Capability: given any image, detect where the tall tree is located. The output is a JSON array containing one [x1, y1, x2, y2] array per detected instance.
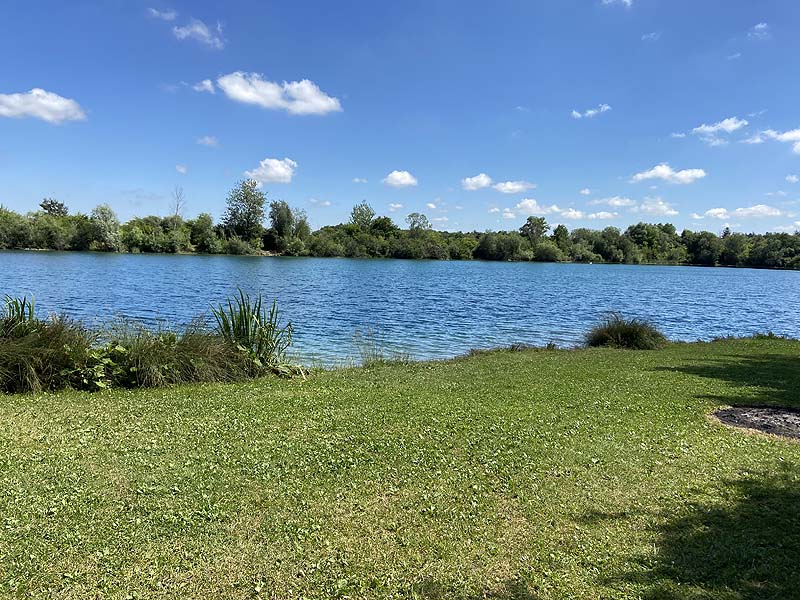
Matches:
[[520, 216, 549, 245], [39, 198, 68, 217], [406, 212, 432, 233], [268, 200, 295, 240], [90, 204, 121, 251], [349, 201, 375, 229], [170, 186, 187, 219], [222, 179, 266, 241]]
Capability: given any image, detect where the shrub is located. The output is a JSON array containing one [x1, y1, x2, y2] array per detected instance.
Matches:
[[585, 312, 668, 350]]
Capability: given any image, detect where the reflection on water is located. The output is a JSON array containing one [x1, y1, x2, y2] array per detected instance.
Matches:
[[1, 251, 798, 365]]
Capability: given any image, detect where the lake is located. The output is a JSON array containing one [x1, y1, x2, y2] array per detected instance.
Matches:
[[1, 251, 798, 364]]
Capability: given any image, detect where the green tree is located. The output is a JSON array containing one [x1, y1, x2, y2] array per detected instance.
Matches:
[[268, 200, 295, 240], [189, 213, 222, 253], [293, 209, 311, 240], [90, 204, 121, 251], [520, 216, 549, 245], [406, 212, 432, 234], [222, 179, 266, 242], [350, 201, 376, 229], [39, 198, 69, 216]]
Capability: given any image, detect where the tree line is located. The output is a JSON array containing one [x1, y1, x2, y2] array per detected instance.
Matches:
[[2, 179, 799, 269]]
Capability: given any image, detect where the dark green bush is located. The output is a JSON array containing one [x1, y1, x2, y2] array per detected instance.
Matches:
[[585, 312, 668, 350]]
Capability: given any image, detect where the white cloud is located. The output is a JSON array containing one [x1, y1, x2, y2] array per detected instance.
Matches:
[[244, 157, 297, 185], [0, 88, 86, 124], [571, 103, 612, 119], [560, 208, 585, 219], [432, 216, 449, 223], [388, 203, 403, 212], [727, 52, 742, 60], [579, 188, 591, 195], [588, 211, 617, 220], [787, 175, 799, 184], [175, 164, 188, 175], [196, 135, 218, 147], [426, 202, 437, 209], [502, 209, 517, 220], [462, 173, 493, 191], [602, 0, 633, 7], [631, 163, 706, 185], [630, 197, 679, 216], [383, 170, 418, 188], [309, 198, 331, 207], [691, 213, 704, 220], [352, 177, 368, 183], [147, 7, 177, 21], [748, 22, 770, 40], [493, 180, 536, 194], [192, 79, 215, 94], [772, 222, 800, 232], [691, 116, 748, 146], [641, 32, 660, 41], [670, 132, 687, 138], [589, 195, 636, 207], [216, 72, 342, 115], [173, 18, 225, 49], [700, 204, 782, 220], [753, 128, 800, 154], [488, 207, 500, 214], [514, 198, 561, 215]]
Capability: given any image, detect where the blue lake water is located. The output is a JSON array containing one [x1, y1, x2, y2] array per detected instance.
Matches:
[[1, 251, 798, 364]]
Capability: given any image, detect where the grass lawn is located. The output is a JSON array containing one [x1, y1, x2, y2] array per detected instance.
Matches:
[[1, 338, 799, 599]]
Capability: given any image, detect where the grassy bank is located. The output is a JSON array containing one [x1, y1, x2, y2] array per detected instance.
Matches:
[[0, 338, 798, 598]]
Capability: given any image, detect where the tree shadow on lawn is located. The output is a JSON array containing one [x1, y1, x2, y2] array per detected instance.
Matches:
[[590, 466, 800, 599], [657, 353, 800, 408]]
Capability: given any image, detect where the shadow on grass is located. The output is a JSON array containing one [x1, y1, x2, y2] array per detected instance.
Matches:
[[411, 578, 535, 599], [595, 467, 800, 599], [658, 353, 800, 408]]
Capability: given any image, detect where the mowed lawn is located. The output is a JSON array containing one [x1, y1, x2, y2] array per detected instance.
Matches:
[[1, 339, 799, 599]]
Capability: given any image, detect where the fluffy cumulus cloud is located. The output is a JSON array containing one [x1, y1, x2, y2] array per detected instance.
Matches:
[[488, 207, 500, 214], [388, 203, 403, 212], [571, 103, 611, 119], [244, 157, 297, 185], [147, 7, 177, 21], [309, 198, 331, 207], [700, 204, 782, 220], [631, 163, 706, 185], [173, 18, 225, 49], [216, 72, 342, 115], [506, 199, 588, 220], [462, 173, 493, 191], [192, 79, 215, 93], [630, 197, 678, 216], [426, 202, 437, 209], [196, 135, 218, 147], [588, 211, 618, 220], [787, 174, 799, 184], [383, 170, 418, 188], [560, 208, 585, 219], [579, 188, 591, 195], [493, 180, 536, 194], [691, 116, 748, 146], [589, 195, 636, 207], [0, 88, 86, 124]]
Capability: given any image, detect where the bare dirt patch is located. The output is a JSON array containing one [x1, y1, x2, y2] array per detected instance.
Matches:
[[714, 406, 800, 440]]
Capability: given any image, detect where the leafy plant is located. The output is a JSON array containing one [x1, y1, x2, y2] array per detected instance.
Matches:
[[585, 312, 668, 350], [212, 290, 295, 373], [1, 295, 38, 339]]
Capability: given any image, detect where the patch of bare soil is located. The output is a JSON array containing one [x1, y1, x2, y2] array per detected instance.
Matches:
[[714, 406, 800, 440]]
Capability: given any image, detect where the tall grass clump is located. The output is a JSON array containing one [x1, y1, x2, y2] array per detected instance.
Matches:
[[585, 312, 668, 350], [0, 296, 96, 393], [212, 290, 301, 376]]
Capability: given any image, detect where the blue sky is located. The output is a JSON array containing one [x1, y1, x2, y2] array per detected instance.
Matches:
[[1, 0, 800, 233]]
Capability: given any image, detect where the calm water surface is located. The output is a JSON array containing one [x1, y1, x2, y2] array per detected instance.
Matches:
[[1, 251, 798, 364]]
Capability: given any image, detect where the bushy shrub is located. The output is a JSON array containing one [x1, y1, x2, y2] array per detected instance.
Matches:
[[585, 312, 668, 350]]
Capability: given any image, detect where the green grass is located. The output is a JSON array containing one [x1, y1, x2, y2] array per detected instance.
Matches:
[[0, 338, 799, 599]]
